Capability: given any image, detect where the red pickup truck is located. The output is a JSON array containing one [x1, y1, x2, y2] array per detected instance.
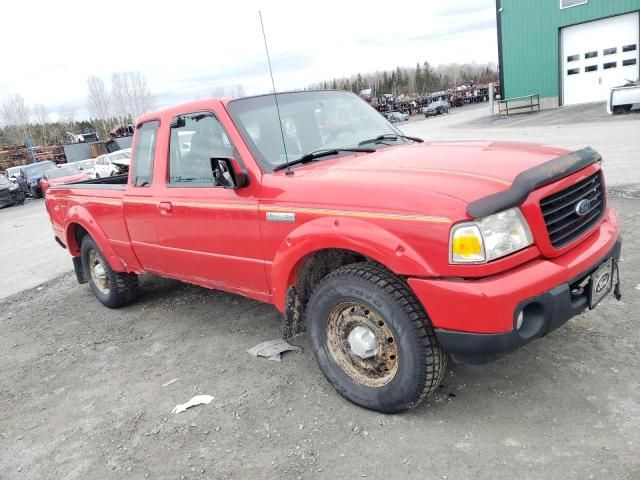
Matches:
[[44, 90, 622, 413]]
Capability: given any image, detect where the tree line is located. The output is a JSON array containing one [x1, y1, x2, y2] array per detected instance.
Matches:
[[0, 71, 155, 148], [310, 61, 498, 97], [1, 61, 499, 149]]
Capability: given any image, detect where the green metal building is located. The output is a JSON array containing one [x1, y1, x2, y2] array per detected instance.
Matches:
[[497, 0, 640, 106]]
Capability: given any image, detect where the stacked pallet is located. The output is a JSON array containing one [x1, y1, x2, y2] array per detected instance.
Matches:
[[0, 145, 66, 171]]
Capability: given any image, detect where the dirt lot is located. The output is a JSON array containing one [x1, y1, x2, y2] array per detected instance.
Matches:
[[1, 192, 639, 480], [0, 199, 71, 299], [2, 105, 640, 479]]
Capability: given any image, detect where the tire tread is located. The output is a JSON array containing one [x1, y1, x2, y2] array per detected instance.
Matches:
[[314, 262, 447, 410]]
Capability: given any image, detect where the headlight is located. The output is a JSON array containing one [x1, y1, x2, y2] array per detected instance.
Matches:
[[450, 208, 533, 264]]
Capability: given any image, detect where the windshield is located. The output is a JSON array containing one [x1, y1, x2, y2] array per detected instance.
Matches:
[[0, 175, 10, 186], [22, 161, 55, 176], [227, 91, 403, 171], [79, 159, 95, 169], [45, 165, 79, 179]]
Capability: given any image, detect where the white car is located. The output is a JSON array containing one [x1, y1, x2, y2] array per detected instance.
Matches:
[[94, 149, 132, 177], [386, 111, 410, 123], [5, 166, 22, 183], [76, 158, 98, 179]]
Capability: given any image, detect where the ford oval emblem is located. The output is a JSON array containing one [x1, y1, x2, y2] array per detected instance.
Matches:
[[575, 199, 591, 216]]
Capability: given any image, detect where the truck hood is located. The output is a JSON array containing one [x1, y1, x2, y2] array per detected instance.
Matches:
[[265, 141, 573, 218]]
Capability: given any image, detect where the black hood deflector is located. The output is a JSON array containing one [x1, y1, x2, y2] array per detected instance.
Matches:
[[466, 147, 601, 219]]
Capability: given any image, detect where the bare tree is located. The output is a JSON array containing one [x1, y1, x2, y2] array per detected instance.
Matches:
[[128, 71, 155, 120], [87, 76, 111, 137], [111, 72, 131, 123], [111, 71, 155, 123], [33, 103, 50, 145], [1, 94, 31, 144]]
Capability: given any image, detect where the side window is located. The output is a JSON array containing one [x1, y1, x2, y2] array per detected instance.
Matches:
[[169, 112, 234, 185], [131, 121, 159, 187]]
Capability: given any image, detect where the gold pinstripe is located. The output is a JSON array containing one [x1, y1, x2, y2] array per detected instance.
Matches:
[[264, 205, 451, 223], [65, 196, 451, 223], [346, 166, 512, 186]]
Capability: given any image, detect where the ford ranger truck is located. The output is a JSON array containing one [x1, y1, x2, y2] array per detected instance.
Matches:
[[44, 90, 622, 413]]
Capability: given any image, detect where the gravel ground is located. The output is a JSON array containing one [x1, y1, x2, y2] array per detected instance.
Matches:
[[1, 194, 639, 480], [0, 199, 70, 298]]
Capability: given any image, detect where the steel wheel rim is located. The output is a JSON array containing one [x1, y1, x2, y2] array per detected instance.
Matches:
[[89, 250, 110, 295], [326, 301, 399, 387]]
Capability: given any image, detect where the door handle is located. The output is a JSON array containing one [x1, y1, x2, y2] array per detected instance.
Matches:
[[157, 201, 172, 214]]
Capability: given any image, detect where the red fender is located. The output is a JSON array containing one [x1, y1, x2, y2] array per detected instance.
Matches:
[[270, 216, 436, 311], [64, 205, 127, 272]]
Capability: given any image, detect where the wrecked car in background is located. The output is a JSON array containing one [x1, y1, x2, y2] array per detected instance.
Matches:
[[43, 90, 622, 413], [40, 164, 88, 196], [5, 166, 22, 183], [385, 111, 410, 122], [94, 149, 131, 178], [18, 160, 56, 198], [608, 79, 640, 114], [423, 100, 451, 117], [0, 174, 25, 207]]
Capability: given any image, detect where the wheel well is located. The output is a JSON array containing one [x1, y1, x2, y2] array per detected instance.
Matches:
[[69, 223, 89, 255], [294, 249, 367, 304], [282, 248, 368, 339]]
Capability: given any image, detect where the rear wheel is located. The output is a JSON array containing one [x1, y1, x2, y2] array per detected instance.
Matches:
[[306, 262, 447, 413], [81, 236, 139, 308]]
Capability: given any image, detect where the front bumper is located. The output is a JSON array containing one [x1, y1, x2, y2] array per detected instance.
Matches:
[[408, 210, 621, 364], [438, 238, 620, 364]]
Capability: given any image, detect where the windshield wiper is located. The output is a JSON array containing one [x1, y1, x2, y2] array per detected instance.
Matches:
[[273, 147, 375, 172], [358, 134, 423, 146]]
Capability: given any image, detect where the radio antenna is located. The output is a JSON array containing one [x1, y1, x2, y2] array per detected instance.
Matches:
[[259, 11, 291, 175]]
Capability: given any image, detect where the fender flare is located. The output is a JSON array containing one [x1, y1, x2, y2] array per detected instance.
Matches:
[[64, 204, 126, 272], [270, 216, 436, 311]]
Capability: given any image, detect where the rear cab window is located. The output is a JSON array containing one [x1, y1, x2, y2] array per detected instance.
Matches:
[[131, 121, 159, 187]]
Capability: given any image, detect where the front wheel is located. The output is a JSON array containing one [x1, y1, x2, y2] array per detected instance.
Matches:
[[81, 236, 139, 308], [306, 263, 447, 413]]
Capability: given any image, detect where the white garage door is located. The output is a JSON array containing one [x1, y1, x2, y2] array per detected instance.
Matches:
[[561, 12, 640, 105]]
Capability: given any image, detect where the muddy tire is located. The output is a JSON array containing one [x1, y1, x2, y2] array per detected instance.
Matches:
[[306, 262, 447, 413], [80, 236, 139, 308]]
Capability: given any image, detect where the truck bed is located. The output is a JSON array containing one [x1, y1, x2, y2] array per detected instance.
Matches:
[[45, 176, 133, 267], [63, 174, 128, 189]]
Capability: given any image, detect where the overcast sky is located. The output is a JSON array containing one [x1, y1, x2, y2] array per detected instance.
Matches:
[[0, 0, 498, 119]]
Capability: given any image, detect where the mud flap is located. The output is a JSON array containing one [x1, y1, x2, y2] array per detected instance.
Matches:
[[283, 286, 306, 339], [73, 256, 87, 284]]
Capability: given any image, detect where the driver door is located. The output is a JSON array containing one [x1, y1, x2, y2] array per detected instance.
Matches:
[[151, 110, 269, 297]]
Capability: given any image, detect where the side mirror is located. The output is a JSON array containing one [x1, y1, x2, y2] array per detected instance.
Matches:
[[210, 157, 249, 188], [170, 116, 186, 129]]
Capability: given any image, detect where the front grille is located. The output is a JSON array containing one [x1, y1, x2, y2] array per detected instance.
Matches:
[[540, 171, 604, 248]]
